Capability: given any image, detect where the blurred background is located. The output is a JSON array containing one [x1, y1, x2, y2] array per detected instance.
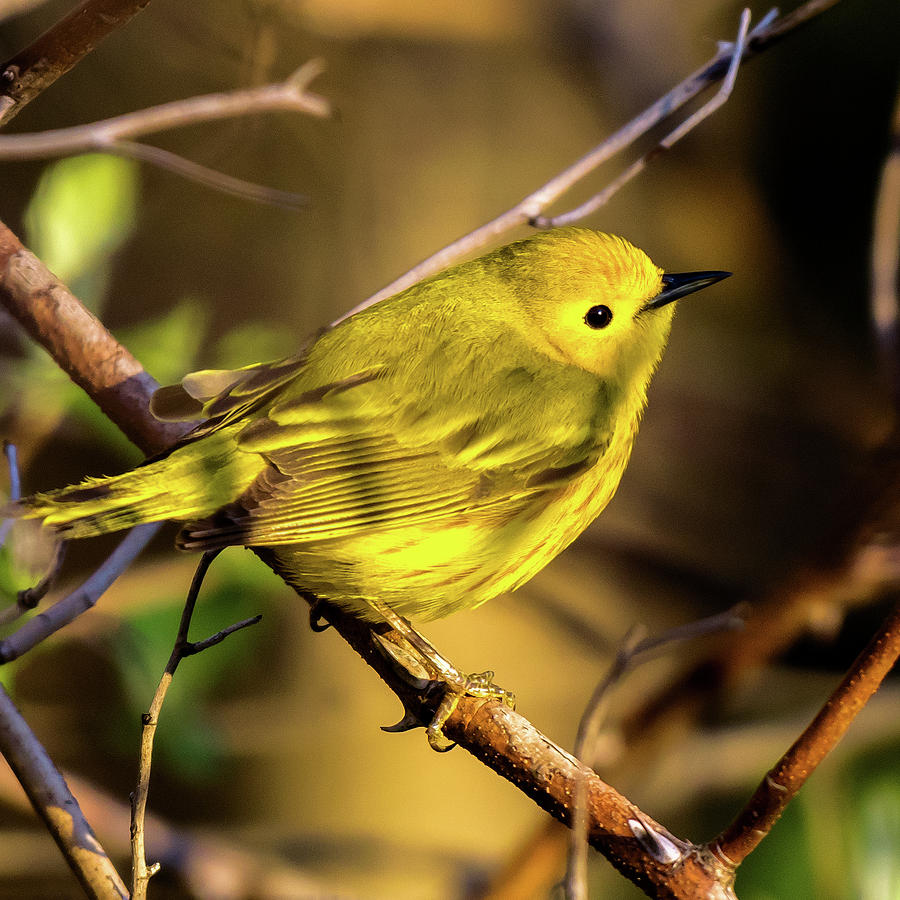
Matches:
[[1, 0, 899, 897]]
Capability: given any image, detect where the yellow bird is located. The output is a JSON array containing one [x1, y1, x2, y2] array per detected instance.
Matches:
[[12, 227, 728, 628]]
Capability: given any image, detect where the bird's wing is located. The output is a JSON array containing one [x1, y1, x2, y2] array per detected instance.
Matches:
[[149, 330, 325, 442], [178, 364, 607, 549]]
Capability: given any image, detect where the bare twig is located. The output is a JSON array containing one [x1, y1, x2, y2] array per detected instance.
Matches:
[[106, 141, 308, 208], [131, 549, 261, 899], [0, 523, 160, 663], [536, 8, 752, 229], [0, 0, 154, 126], [566, 609, 745, 900], [0, 59, 329, 159], [0, 683, 128, 898], [0, 540, 68, 625], [335, 1, 837, 323], [0, 61, 328, 203], [710, 600, 900, 868]]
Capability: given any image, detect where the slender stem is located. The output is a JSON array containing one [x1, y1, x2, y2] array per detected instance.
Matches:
[[0, 523, 161, 663], [0, 60, 329, 159], [0, 683, 128, 898], [335, 0, 839, 323], [711, 600, 900, 867], [131, 550, 261, 898], [539, 8, 751, 229]]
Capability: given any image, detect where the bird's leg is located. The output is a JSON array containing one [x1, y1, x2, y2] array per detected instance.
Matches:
[[367, 598, 515, 751]]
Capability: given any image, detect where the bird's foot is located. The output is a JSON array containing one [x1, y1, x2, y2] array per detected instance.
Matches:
[[425, 669, 516, 752], [370, 603, 515, 752]]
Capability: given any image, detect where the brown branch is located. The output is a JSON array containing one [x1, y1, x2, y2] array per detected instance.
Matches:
[[0, 683, 128, 899], [710, 600, 900, 867], [336, 0, 841, 323], [0, 0, 154, 126], [0, 761, 329, 897], [0, 60, 330, 159], [0, 60, 328, 205], [0, 220, 190, 455]]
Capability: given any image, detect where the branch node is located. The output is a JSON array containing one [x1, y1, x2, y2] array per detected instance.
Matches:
[[627, 818, 686, 865]]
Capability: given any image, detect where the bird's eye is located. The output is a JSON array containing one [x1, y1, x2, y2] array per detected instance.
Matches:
[[584, 305, 613, 329]]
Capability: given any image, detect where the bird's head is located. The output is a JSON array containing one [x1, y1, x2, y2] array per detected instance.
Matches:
[[498, 227, 729, 388]]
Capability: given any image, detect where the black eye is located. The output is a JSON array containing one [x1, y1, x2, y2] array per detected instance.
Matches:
[[584, 305, 613, 329]]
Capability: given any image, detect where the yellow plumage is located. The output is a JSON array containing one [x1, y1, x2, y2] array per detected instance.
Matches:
[[12, 228, 728, 621]]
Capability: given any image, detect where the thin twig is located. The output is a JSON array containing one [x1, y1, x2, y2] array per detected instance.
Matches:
[[335, 2, 834, 323], [0, 523, 160, 663], [130, 549, 262, 899], [107, 142, 308, 208], [565, 609, 745, 900], [0, 683, 128, 898], [0, 0, 154, 127], [536, 8, 752, 228], [710, 600, 900, 868], [0, 60, 329, 160], [0, 61, 328, 202], [0, 541, 68, 625]]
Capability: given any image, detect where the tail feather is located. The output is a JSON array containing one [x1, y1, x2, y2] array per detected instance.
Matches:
[[7, 434, 262, 540]]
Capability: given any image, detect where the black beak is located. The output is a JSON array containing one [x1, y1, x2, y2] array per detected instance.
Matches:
[[644, 270, 731, 310]]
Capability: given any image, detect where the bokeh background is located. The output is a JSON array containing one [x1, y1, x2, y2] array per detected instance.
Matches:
[[1, 0, 899, 897]]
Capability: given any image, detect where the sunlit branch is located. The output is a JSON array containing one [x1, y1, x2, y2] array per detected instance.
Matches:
[[710, 600, 900, 867], [336, 1, 838, 323]]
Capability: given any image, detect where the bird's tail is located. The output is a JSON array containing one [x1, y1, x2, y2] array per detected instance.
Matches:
[[6, 435, 261, 540]]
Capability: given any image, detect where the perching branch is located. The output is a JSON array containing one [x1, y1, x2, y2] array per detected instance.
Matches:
[[336, 0, 840, 323], [0, 0, 154, 126]]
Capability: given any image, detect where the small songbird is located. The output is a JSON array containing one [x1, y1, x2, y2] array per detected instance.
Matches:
[[10, 227, 728, 626]]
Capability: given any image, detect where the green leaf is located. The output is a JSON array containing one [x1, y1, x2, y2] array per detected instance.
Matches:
[[23, 154, 139, 310]]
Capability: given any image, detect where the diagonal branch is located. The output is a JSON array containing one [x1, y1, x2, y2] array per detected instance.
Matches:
[[1, 212, 733, 897], [335, 0, 840, 323], [0, 0, 154, 126], [0, 683, 129, 899], [709, 600, 900, 868], [0, 60, 329, 159]]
